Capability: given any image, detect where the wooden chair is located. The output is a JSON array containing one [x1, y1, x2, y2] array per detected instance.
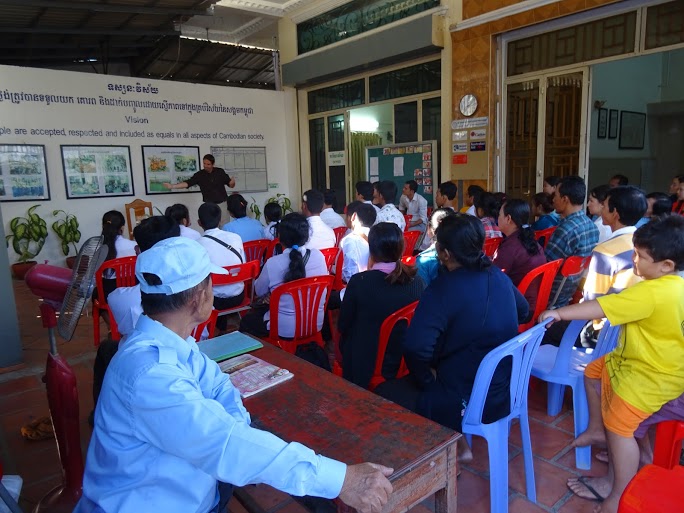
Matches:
[[124, 199, 153, 240], [368, 301, 419, 392], [402, 230, 421, 257], [534, 226, 557, 249], [92, 256, 137, 345], [333, 227, 347, 248], [483, 236, 503, 257], [243, 239, 270, 266], [550, 255, 592, 308], [319, 247, 339, 273], [211, 260, 260, 322], [517, 259, 563, 333], [265, 275, 334, 354]]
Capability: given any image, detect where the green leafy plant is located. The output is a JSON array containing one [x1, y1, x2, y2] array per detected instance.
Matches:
[[266, 193, 294, 215], [249, 196, 262, 221], [51, 209, 81, 257], [6, 205, 48, 263]]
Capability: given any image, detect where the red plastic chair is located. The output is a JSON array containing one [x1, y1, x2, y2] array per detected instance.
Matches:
[[265, 238, 281, 260], [211, 260, 260, 321], [319, 247, 339, 273], [534, 226, 557, 249], [368, 301, 419, 392], [549, 255, 592, 308], [618, 464, 684, 513], [266, 275, 334, 354], [401, 255, 416, 266], [427, 207, 434, 219], [483, 236, 503, 257], [92, 255, 137, 346], [402, 231, 421, 257], [243, 239, 270, 265], [653, 420, 684, 469], [331, 249, 345, 292], [192, 310, 219, 341], [517, 259, 563, 332], [333, 227, 347, 248], [403, 214, 412, 232]]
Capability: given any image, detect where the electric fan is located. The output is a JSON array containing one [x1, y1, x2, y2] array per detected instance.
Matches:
[[23, 236, 107, 513]]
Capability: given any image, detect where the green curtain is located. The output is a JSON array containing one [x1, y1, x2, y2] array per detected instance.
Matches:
[[350, 132, 382, 186]]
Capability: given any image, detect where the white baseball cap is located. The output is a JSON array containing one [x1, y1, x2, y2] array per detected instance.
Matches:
[[136, 237, 228, 295]]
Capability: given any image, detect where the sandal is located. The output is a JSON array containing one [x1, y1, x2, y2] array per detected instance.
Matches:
[[567, 476, 605, 502], [20, 416, 54, 441]]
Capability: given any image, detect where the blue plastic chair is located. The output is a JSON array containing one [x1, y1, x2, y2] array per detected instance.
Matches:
[[462, 322, 548, 513], [530, 320, 620, 469]]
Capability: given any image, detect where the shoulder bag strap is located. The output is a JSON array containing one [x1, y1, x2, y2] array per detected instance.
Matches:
[[203, 235, 243, 263]]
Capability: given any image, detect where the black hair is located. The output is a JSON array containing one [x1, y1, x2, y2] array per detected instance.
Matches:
[[346, 200, 363, 218], [633, 215, 684, 270], [533, 192, 554, 214], [646, 192, 673, 217], [435, 214, 491, 272], [474, 191, 501, 219], [279, 213, 311, 283], [141, 275, 211, 316], [610, 174, 629, 186], [198, 202, 222, 230], [202, 154, 215, 164], [133, 215, 180, 252], [368, 222, 416, 285], [544, 176, 561, 187], [101, 210, 126, 261], [429, 207, 457, 231], [605, 186, 647, 226], [405, 180, 418, 193], [502, 200, 540, 256], [164, 203, 190, 225], [467, 184, 485, 198], [438, 181, 457, 200], [354, 203, 377, 227], [226, 194, 248, 219], [590, 184, 611, 203], [557, 175, 587, 206], [323, 189, 338, 210], [378, 180, 398, 204], [264, 202, 282, 238], [355, 181, 374, 201], [302, 189, 324, 214], [493, 192, 507, 205]]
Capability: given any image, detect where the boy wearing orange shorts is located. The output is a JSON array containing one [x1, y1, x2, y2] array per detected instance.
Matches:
[[539, 215, 684, 513]]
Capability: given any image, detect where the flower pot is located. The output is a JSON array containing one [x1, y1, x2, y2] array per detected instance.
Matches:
[[66, 256, 77, 269], [12, 261, 37, 280]]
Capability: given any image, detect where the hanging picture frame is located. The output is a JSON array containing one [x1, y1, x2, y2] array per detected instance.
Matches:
[[61, 145, 134, 199], [619, 111, 646, 150], [0, 144, 50, 202], [142, 146, 201, 194], [608, 109, 619, 139], [597, 108, 608, 139]]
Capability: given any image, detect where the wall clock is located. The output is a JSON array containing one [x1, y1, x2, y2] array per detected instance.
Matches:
[[459, 94, 478, 117]]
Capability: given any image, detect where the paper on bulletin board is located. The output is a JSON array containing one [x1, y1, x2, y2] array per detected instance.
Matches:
[[393, 157, 404, 177], [369, 157, 379, 176]]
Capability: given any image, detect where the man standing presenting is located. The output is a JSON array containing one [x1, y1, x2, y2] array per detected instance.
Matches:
[[399, 180, 428, 234], [163, 154, 236, 225]]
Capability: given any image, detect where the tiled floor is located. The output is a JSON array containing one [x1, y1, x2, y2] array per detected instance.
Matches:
[[1, 279, 606, 513]]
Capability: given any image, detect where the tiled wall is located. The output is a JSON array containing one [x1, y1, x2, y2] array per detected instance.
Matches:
[[451, 0, 623, 191]]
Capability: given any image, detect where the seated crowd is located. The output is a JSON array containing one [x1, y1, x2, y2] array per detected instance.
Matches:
[[85, 173, 684, 513]]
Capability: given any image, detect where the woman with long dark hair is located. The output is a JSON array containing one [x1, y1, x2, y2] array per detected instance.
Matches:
[[473, 192, 502, 239], [239, 213, 328, 338], [338, 222, 425, 389], [378, 214, 528, 461], [531, 192, 560, 231]]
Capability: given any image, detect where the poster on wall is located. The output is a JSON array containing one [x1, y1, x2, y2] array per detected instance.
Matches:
[[142, 146, 201, 194], [0, 144, 50, 202], [210, 146, 268, 192], [60, 145, 134, 199]]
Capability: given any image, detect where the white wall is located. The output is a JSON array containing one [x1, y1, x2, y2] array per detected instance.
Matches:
[[0, 65, 298, 266]]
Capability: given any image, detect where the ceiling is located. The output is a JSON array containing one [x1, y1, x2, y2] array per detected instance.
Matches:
[[0, 0, 325, 90]]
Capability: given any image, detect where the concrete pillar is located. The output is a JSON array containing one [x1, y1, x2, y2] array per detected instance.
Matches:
[[0, 207, 23, 368]]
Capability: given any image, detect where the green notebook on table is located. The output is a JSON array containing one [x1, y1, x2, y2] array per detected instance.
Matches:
[[197, 331, 263, 362]]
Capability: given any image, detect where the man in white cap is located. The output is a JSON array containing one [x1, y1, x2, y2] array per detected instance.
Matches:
[[76, 237, 393, 513]]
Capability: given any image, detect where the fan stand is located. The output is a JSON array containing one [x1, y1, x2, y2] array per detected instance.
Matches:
[[33, 301, 84, 513]]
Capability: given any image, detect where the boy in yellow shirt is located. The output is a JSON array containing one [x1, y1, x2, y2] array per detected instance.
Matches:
[[539, 215, 684, 513]]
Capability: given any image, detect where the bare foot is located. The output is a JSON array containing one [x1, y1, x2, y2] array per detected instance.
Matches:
[[567, 476, 611, 501], [594, 493, 619, 513], [572, 429, 606, 448]]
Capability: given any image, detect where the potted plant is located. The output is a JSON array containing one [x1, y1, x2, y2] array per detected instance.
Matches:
[[5, 204, 48, 279], [248, 197, 262, 221], [51, 209, 81, 268], [266, 193, 294, 215]]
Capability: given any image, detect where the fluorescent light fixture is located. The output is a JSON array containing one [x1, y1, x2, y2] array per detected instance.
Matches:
[[180, 35, 273, 52], [350, 117, 379, 132]]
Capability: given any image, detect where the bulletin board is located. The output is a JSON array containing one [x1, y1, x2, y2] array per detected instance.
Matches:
[[365, 140, 437, 207]]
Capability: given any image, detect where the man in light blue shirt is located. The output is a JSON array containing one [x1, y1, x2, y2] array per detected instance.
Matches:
[[76, 237, 393, 513]]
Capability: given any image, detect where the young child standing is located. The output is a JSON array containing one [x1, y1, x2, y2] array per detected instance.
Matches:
[[539, 215, 684, 513]]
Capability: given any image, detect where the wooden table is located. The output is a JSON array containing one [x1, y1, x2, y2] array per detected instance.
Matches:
[[243, 343, 460, 513]]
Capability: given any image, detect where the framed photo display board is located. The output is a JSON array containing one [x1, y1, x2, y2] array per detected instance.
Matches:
[[142, 146, 201, 194], [619, 111, 646, 150], [0, 144, 50, 202], [61, 145, 134, 199]]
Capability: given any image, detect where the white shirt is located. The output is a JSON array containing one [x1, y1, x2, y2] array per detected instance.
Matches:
[[466, 205, 476, 216], [103, 235, 138, 279], [375, 203, 406, 231], [364, 200, 381, 214], [197, 228, 246, 298], [107, 284, 142, 337], [305, 216, 336, 250], [320, 207, 347, 229], [339, 228, 370, 283], [179, 225, 202, 241], [399, 193, 428, 232], [264, 221, 278, 240], [594, 217, 613, 244]]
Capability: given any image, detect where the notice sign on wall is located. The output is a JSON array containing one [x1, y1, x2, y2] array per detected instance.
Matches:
[[328, 150, 345, 166]]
